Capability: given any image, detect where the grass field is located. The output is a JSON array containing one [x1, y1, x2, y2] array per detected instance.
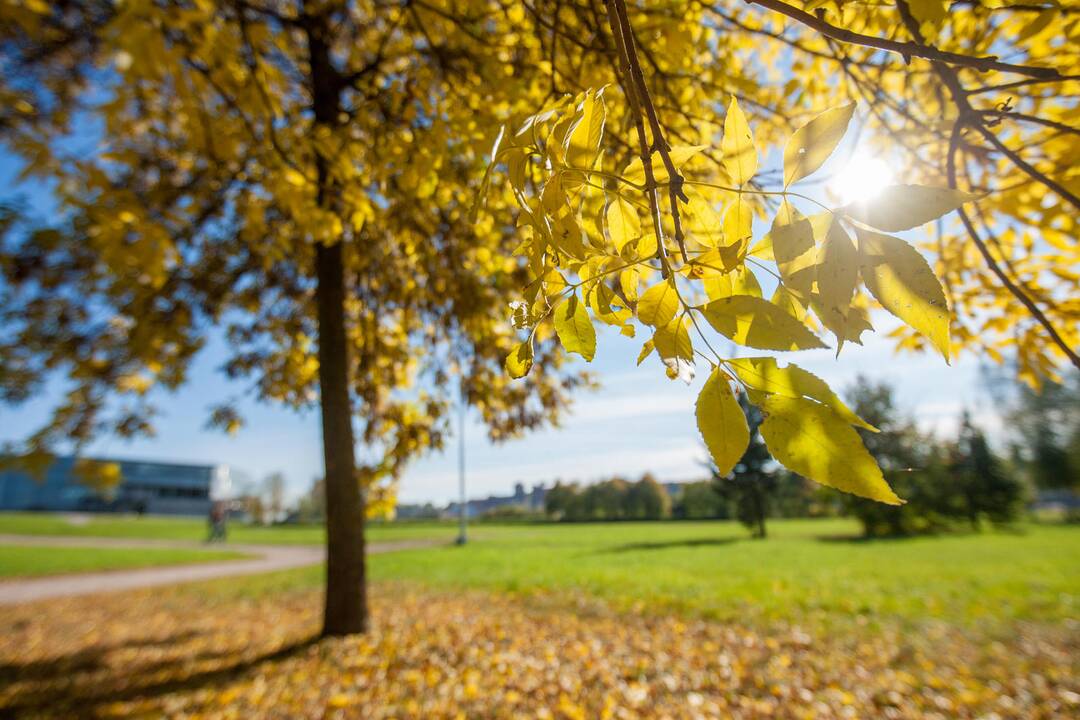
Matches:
[[368, 519, 1079, 628], [170, 517, 1080, 631], [0, 544, 248, 578], [0, 511, 452, 545], [2, 512, 1077, 628]]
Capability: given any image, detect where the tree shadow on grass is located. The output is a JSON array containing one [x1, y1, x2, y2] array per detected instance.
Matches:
[[0, 630, 320, 718], [599, 537, 741, 553]]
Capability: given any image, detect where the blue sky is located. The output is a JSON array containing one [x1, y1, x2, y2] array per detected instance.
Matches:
[[0, 316, 996, 505], [0, 122, 1004, 506]]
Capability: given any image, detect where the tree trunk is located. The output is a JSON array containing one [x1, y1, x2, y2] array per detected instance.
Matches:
[[305, 6, 368, 636], [316, 239, 368, 636], [313, 237, 367, 634], [752, 486, 767, 539]]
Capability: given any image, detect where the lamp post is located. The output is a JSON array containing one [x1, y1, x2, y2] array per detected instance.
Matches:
[[455, 385, 467, 546]]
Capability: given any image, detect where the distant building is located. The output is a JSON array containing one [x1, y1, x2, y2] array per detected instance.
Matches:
[[444, 482, 547, 518], [395, 503, 441, 520], [0, 456, 229, 516]]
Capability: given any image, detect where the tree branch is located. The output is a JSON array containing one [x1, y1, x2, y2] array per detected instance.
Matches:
[[602, 0, 672, 277], [745, 0, 1062, 79], [611, 0, 690, 263], [946, 116, 1080, 369]]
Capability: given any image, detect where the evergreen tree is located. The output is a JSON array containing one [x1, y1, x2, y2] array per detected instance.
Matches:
[[712, 394, 774, 539], [952, 413, 1025, 527]]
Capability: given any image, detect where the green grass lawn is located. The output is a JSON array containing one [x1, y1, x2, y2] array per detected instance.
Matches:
[[6, 512, 1077, 631], [0, 544, 248, 578], [210, 518, 1079, 631], [0, 511, 454, 545]]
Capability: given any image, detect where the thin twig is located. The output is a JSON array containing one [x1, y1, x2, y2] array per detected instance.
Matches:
[[946, 122, 1080, 368]]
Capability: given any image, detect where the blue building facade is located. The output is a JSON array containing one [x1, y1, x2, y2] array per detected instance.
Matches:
[[0, 456, 229, 516]]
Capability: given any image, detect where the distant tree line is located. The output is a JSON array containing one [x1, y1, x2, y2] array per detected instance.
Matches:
[[543, 374, 1076, 539], [544, 474, 672, 521]]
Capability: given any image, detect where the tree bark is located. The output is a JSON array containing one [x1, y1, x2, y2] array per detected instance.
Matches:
[[305, 5, 368, 636]]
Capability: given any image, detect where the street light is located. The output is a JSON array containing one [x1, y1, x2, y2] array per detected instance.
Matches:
[[455, 384, 467, 546]]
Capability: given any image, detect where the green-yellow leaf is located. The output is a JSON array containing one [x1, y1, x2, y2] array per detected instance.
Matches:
[[759, 395, 902, 504], [696, 368, 750, 477], [623, 145, 708, 186], [844, 185, 976, 232], [726, 357, 877, 432], [606, 196, 641, 252], [784, 103, 856, 187], [505, 339, 534, 378], [637, 279, 679, 327], [554, 294, 596, 361], [721, 97, 756, 185], [703, 295, 827, 351], [856, 227, 951, 361]]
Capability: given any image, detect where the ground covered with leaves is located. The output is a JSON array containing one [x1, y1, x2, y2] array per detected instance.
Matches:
[[1, 579, 1076, 719]]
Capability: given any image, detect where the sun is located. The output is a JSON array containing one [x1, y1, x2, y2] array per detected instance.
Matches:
[[829, 152, 895, 205]]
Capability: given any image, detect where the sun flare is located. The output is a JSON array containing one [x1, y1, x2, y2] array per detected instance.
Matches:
[[829, 153, 895, 205]]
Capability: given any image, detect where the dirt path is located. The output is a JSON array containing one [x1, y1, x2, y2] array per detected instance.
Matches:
[[0, 534, 439, 605]]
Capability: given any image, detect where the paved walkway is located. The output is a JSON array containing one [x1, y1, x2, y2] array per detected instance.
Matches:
[[0, 534, 437, 605]]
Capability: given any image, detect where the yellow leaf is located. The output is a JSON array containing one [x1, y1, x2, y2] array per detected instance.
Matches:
[[470, 125, 506, 221], [636, 338, 655, 365], [620, 267, 640, 302], [635, 230, 658, 260], [810, 295, 874, 354], [565, 91, 605, 170], [696, 368, 750, 477], [759, 395, 902, 504], [505, 340, 534, 378], [725, 357, 877, 432], [856, 227, 951, 362], [784, 103, 856, 187], [815, 219, 857, 322], [703, 295, 827, 350], [554, 293, 596, 361], [606, 196, 641, 252], [722, 195, 752, 249], [721, 97, 756, 185], [704, 265, 761, 301], [844, 185, 976, 232], [771, 285, 806, 321], [908, 0, 948, 28], [768, 201, 816, 297], [653, 316, 692, 362], [623, 145, 707, 186], [684, 187, 724, 248], [637, 279, 679, 327]]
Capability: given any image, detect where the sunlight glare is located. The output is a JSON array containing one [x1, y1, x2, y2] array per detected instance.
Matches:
[[829, 153, 895, 205]]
